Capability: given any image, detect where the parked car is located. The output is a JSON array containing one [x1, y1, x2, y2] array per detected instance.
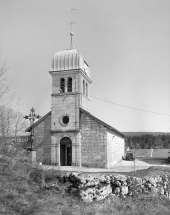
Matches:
[[122, 151, 135, 161]]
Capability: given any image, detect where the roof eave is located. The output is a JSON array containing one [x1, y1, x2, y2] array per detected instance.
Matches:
[[25, 111, 51, 132], [80, 107, 125, 138]]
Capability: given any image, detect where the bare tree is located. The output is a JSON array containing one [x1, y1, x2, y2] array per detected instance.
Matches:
[[0, 51, 32, 182]]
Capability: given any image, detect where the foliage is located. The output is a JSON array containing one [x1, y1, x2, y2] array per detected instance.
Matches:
[[44, 169, 62, 183], [1, 165, 170, 214], [126, 134, 170, 149], [0, 51, 36, 214], [30, 183, 170, 215]]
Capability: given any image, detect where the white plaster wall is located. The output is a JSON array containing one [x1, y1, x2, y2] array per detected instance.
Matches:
[[79, 74, 91, 112], [80, 94, 91, 111], [134, 149, 170, 158], [107, 130, 125, 167]]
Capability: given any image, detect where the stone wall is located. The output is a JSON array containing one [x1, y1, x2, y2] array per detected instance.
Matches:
[[33, 113, 51, 164], [51, 70, 80, 132], [51, 71, 79, 94], [51, 94, 80, 132], [80, 112, 107, 167], [107, 131, 125, 167], [55, 172, 170, 203], [51, 132, 81, 166]]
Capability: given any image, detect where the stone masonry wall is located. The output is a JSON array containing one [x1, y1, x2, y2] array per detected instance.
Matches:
[[56, 172, 170, 203], [33, 113, 51, 164], [51, 132, 81, 166], [51, 71, 80, 132], [52, 71, 79, 94], [107, 131, 125, 167], [80, 112, 107, 167], [51, 94, 79, 131]]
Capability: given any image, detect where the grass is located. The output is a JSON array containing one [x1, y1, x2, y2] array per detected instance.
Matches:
[[1, 166, 170, 215], [34, 190, 170, 215]]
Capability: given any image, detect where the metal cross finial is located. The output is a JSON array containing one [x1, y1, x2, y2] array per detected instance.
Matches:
[[68, 6, 76, 49], [69, 20, 76, 32], [69, 6, 75, 12]]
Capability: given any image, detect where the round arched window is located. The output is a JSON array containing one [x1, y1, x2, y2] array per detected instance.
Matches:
[[62, 115, 69, 125]]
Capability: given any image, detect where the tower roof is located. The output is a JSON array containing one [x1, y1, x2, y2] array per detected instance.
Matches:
[[52, 49, 84, 71]]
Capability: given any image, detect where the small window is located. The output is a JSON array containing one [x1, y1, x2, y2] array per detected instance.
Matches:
[[68, 77, 72, 92], [60, 78, 65, 93], [62, 116, 69, 125], [86, 83, 88, 97], [83, 80, 85, 95]]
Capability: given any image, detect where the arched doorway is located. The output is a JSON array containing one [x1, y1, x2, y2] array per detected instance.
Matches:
[[60, 137, 72, 166]]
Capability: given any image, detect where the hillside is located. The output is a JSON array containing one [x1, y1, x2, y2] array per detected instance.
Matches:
[[123, 132, 170, 137]]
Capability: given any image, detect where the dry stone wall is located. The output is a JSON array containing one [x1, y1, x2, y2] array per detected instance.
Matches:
[[50, 172, 170, 203]]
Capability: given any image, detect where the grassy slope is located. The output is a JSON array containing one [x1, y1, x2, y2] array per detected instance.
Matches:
[[1, 166, 170, 215]]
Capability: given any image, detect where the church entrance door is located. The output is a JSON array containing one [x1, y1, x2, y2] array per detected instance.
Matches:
[[60, 137, 72, 166]]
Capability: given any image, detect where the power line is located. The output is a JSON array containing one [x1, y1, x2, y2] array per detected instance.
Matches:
[[90, 95, 170, 117]]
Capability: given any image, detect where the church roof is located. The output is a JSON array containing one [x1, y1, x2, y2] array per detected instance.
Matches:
[[25, 109, 124, 138], [51, 49, 85, 72], [25, 111, 51, 132]]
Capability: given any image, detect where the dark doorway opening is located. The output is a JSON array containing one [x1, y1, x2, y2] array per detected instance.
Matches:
[[60, 137, 72, 166]]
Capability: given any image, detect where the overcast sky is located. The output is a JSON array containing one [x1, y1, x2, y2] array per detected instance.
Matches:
[[0, 0, 170, 132]]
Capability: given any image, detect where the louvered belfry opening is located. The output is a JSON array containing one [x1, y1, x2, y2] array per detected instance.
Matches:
[[86, 83, 88, 97], [67, 77, 72, 92], [83, 80, 85, 95], [60, 78, 65, 93]]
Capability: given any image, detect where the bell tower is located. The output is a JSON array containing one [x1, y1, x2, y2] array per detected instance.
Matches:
[[49, 39, 92, 166], [49, 48, 92, 132]]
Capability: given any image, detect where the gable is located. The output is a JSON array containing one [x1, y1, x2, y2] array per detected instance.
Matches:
[[25, 108, 124, 139], [80, 108, 124, 139], [25, 111, 51, 132]]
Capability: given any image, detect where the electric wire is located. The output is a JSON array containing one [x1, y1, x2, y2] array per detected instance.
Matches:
[[89, 95, 170, 117]]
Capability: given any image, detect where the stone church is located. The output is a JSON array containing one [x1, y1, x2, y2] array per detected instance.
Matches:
[[26, 45, 125, 168]]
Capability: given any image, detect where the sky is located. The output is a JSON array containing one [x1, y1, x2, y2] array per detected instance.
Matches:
[[0, 0, 170, 132]]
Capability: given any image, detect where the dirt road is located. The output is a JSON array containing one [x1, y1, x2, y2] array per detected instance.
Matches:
[[41, 158, 170, 173]]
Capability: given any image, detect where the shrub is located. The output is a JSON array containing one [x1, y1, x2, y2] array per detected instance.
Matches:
[[44, 169, 60, 183], [29, 168, 43, 185]]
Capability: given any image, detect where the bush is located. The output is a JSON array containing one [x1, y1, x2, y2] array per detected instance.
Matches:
[[29, 168, 43, 185], [44, 169, 60, 183]]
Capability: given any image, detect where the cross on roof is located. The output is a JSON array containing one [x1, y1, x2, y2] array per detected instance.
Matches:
[[69, 6, 75, 12], [68, 20, 76, 32], [68, 6, 76, 49]]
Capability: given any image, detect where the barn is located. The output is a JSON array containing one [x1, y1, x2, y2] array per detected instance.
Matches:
[[26, 47, 125, 168]]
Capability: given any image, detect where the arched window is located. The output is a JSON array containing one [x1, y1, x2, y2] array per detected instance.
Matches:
[[86, 83, 88, 97], [67, 77, 72, 92], [83, 80, 85, 95], [60, 78, 65, 93]]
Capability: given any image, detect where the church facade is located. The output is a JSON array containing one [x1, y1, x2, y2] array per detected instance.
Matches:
[[26, 48, 125, 168]]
